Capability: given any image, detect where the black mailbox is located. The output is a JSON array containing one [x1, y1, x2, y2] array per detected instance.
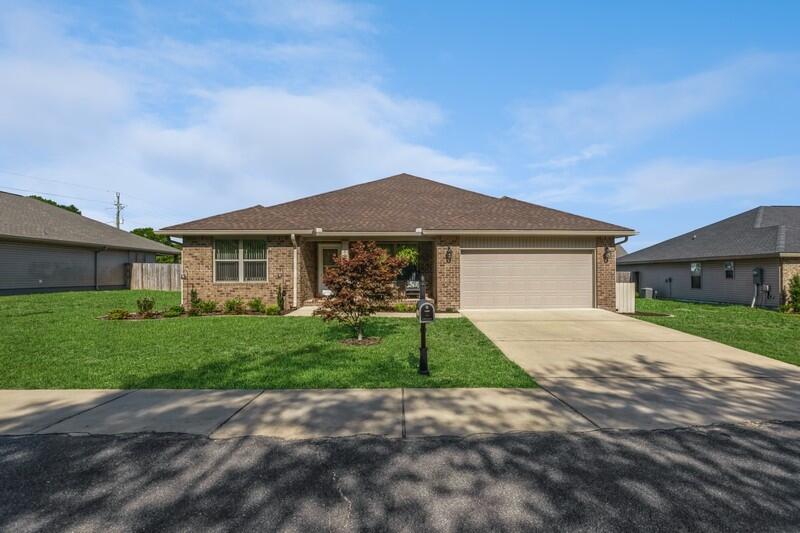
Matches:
[[417, 302, 435, 324]]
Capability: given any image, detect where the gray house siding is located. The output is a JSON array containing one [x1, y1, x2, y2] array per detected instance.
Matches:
[[0, 239, 156, 294], [618, 257, 781, 307]]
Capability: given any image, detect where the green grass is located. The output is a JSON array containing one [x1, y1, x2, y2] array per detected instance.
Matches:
[[0, 290, 535, 389], [635, 298, 800, 366]]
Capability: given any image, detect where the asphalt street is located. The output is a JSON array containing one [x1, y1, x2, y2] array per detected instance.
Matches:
[[2, 422, 799, 532]]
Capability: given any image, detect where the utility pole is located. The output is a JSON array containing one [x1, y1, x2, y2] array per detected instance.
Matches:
[[113, 192, 125, 229]]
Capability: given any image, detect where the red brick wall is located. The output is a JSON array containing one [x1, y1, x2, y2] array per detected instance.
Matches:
[[181, 236, 295, 310], [595, 236, 616, 310], [434, 236, 460, 311]]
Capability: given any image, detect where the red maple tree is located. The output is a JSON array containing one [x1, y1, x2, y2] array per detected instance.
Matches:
[[314, 241, 406, 340]]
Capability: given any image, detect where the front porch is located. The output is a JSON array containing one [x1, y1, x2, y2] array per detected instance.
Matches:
[[297, 238, 436, 305]]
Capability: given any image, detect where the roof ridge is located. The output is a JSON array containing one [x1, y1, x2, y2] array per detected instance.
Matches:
[[754, 206, 765, 228], [776, 225, 787, 252], [261, 173, 498, 211], [161, 204, 265, 231], [495, 195, 634, 231]]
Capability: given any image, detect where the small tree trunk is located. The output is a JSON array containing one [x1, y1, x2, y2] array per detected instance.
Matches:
[[357, 323, 363, 341]]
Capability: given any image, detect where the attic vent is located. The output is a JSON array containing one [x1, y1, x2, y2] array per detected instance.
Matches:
[[691, 234, 697, 240]]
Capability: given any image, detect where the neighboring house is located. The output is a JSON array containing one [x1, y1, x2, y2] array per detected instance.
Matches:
[[618, 206, 800, 307], [158, 174, 634, 311], [0, 191, 179, 294]]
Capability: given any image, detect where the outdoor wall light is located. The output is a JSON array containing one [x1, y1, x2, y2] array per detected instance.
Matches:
[[445, 246, 453, 263], [603, 246, 611, 264]]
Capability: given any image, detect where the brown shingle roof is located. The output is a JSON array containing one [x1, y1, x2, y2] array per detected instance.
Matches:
[[161, 173, 633, 234], [0, 191, 179, 254]]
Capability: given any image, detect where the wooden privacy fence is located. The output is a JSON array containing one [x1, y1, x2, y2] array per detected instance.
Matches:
[[130, 263, 181, 291], [615, 271, 636, 314]]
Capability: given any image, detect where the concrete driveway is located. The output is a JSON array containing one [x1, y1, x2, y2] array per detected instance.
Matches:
[[463, 309, 800, 429]]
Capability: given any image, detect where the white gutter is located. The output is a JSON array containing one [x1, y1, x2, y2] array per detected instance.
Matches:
[[157, 228, 637, 238], [422, 229, 637, 236], [154, 229, 314, 236], [290, 233, 298, 308]]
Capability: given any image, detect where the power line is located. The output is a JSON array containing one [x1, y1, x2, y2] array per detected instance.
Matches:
[[0, 168, 161, 205], [0, 169, 115, 194], [0, 185, 112, 206]]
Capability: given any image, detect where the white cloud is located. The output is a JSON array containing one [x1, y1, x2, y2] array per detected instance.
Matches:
[[517, 54, 782, 163], [0, 6, 493, 231], [523, 156, 800, 212], [608, 156, 800, 211], [240, 0, 373, 32]]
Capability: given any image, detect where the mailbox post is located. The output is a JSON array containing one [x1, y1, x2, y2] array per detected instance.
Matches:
[[416, 275, 434, 375]]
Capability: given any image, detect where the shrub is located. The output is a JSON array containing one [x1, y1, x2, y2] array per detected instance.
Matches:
[[276, 283, 286, 311], [187, 307, 201, 317], [162, 305, 184, 318], [393, 302, 416, 312], [786, 274, 800, 313], [196, 299, 218, 314], [248, 298, 266, 313], [314, 241, 405, 340], [189, 289, 200, 308], [265, 304, 281, 315], [136, 296, 155, 315], [223, 298, 245, 314], [107, 308, 130, 320]]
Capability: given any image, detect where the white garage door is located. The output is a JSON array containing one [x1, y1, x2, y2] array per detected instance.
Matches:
[[460, 250, 594, 309]]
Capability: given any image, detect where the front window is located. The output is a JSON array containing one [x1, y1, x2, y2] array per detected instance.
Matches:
[[690, 262, 702, 289], [215, 239, 267, 282], [724, 261, 734, 279]]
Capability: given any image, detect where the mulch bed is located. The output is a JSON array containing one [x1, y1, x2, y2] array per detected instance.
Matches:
[[624, 311, 673, 317], [340, 337, 382, 346]]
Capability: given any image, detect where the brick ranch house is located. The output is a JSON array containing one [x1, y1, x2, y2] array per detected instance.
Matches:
[[158, 174, 635, 311]]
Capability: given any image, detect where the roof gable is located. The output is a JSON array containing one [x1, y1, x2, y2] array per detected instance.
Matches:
[[162, 173, 633, 234]]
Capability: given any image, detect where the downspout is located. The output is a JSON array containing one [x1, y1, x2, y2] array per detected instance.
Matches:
[[614, 236, 629, 247], [290, 233, 298, 308]]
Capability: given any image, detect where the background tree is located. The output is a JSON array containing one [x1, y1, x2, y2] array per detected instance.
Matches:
[[29, 195, 81, 214], [130, 227, 182, 263], [314, 241, 406, 340]]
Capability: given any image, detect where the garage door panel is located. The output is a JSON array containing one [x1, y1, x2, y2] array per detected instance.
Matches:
[[461, 250, 593, 309]]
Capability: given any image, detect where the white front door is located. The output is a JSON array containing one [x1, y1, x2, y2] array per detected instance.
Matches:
[[317, 244, 341, 295]]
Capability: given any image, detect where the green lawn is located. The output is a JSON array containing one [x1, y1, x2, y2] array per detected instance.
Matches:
[[635, 298, 800, 366], [0, 290, 535, 389]]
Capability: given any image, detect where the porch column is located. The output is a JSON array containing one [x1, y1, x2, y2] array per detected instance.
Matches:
[[434, 236, 460, 311]]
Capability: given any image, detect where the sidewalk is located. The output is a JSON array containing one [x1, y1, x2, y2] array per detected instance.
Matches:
[[0, 388, 592, 439]]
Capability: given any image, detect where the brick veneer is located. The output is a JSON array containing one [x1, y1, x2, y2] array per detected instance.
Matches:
[[595, 236, 617, 310], [782, 258, 800, 305], [434, 236, 460, 311], [181, 236, 295, 310]]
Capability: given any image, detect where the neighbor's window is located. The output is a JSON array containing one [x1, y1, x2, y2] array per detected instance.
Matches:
[[724, 261, 734, 279], [690, 262, 702, 289], [214, 239, 267, 282]]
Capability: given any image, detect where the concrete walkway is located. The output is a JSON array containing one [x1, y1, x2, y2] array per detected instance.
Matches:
[[0, 387, 593, 439], [463, 309, 800, 430]]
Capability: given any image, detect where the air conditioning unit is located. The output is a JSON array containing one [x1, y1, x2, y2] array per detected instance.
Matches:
[[640, 287, 654, 299]]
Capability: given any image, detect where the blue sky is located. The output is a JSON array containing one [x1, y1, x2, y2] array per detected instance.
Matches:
[[0, 1, 798, 250]]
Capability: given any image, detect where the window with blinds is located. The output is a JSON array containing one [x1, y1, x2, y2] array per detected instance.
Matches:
[[214, 239, 268, 282]]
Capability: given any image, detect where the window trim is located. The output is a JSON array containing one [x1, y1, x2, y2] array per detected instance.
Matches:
[[213, 238, 268, 283], [690, 262, 702, 289]]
